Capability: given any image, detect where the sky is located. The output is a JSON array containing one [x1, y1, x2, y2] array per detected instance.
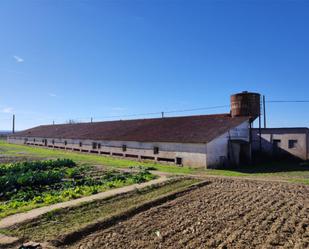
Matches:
[[0, 0, 308, 131]]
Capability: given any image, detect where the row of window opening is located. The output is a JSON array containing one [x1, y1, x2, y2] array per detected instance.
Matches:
[[273, 139, 298, 149], [26, 138, 160, 154]]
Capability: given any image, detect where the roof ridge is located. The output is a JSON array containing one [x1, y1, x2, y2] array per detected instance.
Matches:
[[40, 113, 235, 127], [12, 114, 250, 144]]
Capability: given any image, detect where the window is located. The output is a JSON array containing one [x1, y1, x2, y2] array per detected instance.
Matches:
[[153, 146, 159, 154], [98, 143, 101, 149], [79, 142, 82, 147], [288, 139, 298, 149], [122, 145, 127, 152], [64, 140, 67, 146], [52, 139, 55, 145], [273, 139, 281, 147], [157, 157, 174, 162], [141, 156, 155, 160], [92, 142, 97, 149], [176, 157, 182, 165], [34, 138, 36, 142]]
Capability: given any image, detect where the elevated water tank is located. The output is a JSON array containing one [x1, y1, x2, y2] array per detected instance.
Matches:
[[231, 91, 260, 121]]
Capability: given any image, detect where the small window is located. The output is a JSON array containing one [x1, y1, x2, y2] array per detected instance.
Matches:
[[64, 140, 67, 146], [34, 138, 36, 142], [52, 139, 55, 145], [92, 142, 97, 149], [42, 139, 44, 143], [122, 145, 127, 152], [176, 157, 182, 165], [153, 146, 159, 154], [98, 143, 101, 149], [288, 139, 297, 149], [79, 142, 82, 147], [273, 139, 281, 147]]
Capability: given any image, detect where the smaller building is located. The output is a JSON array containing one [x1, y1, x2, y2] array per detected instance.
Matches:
[[252, 128, 309, 161]]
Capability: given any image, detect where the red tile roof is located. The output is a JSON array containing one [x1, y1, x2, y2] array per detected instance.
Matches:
[[12, 114, 249, 144]]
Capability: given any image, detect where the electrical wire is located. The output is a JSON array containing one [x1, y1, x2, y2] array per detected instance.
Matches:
[[267, 100, 309, 103], [1, 99, 308, 127]]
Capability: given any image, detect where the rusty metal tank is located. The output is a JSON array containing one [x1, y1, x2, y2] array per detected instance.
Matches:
[[231, 91, 260, 120]]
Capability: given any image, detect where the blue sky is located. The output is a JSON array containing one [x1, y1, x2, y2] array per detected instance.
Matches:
[[0, 0, 308, 130]]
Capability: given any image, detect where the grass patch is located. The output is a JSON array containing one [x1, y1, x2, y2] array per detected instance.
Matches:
[[0, 140, 195, 174], [1, 141, 309, 184], [202, 164, 309, 184], [288, 178, 309, 185], [5, 178, 199, 242], [203, 169, 251, 177]]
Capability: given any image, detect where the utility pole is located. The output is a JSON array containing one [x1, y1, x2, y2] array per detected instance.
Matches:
[[161, 112, 164, 118], [259, 106, 262, 152], [263, 95, 266, 128], [12, 114, 15, 134]]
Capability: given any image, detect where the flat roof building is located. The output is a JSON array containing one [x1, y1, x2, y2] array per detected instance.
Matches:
[[252, 128, 309, 161]]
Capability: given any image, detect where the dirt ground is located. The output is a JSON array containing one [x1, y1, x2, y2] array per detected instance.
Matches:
[[66, 178, 309, 249]]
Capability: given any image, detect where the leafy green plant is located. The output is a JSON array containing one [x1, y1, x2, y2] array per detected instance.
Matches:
[[0, 159, 156, 219], [0, 159, 75, 176]]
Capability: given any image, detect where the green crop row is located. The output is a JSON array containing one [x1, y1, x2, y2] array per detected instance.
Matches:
[[0, 159, 81, 200], [0, 158, 76, 176], [0, 170, 64, 195], [0, 168, 156, 218]]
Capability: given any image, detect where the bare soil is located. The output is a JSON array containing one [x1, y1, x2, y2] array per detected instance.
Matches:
[[67, 178, 309, 249]]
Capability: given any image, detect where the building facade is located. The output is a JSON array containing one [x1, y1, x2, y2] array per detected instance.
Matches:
[[8, 115, 251, 169], [8, 92, 263, 168], [252, 128, 309, 161]]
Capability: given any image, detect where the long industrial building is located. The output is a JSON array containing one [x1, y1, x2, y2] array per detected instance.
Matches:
[[8, 92, 262, 168]]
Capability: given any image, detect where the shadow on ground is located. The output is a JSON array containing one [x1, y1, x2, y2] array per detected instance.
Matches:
[[226, 160, 309, 174]]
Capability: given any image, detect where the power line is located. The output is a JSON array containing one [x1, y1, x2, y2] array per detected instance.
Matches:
[[2, 99, 309, 127], [85, 105, 230, 121], [267, 100, 309, 103], [25, 100, 309, 124], [164, 105, 230, 114]]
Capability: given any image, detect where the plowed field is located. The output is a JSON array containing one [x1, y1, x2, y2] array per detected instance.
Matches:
[[67, 178, 309, 249]]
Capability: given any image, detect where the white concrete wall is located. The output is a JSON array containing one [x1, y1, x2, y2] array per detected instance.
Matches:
[[307, 132, 309, 160], [206, 121, 250, 168], [252, 130, 308, 160], [7, 120, 250, 168], [7, 136, 207, 168]]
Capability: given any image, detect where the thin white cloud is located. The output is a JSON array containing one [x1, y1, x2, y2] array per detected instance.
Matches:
[[13, 55, 24, 63], [1, 107, 14, 114], [48, 93, 57, 97]]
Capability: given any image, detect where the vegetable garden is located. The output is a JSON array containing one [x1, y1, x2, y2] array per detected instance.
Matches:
[[0, 159, 155, 218]]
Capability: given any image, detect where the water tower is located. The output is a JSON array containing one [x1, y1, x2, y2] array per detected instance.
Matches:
[[230, 91, 261, 122], [230, 91, 262, 155]]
